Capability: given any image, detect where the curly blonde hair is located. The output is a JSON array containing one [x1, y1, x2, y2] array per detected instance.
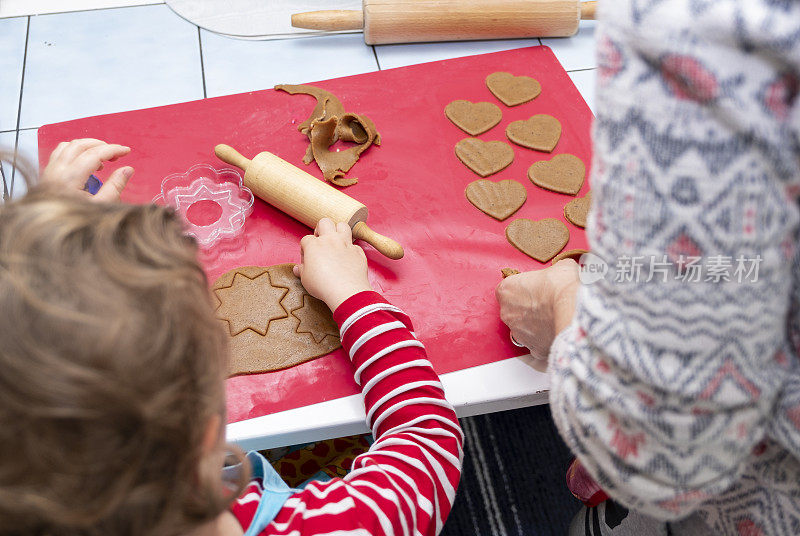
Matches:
[[0, 190, 243, 535]]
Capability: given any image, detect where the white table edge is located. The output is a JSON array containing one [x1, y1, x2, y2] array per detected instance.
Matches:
[[227, 354, 550, 451]]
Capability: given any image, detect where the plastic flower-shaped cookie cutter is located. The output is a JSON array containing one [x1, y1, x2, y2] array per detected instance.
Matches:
[[153, 164, 254, 249]]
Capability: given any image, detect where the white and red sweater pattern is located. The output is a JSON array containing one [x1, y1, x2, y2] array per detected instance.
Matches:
[[231, 291, 464, 536]]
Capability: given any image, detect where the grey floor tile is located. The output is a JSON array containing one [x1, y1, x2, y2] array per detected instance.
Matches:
[[541, 20, 597, 72], [374, 38, 538, 70], [201, 32, 379, 97], [0, 17, 28, 131], [569, 68, 596, 114], [20, 4, 203, 129]]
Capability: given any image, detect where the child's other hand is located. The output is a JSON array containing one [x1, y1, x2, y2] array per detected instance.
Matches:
[[40, 138, 134, 202], [294, 218, 372, 311]]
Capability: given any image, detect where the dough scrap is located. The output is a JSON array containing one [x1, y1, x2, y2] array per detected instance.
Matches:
[[275, 84, 345, 135], [309, 116, 379, 187], [552, 249, 589, 265], [501, 267, 521, 278], [212, 264, 341, 376], [275, 83, 381, 187]]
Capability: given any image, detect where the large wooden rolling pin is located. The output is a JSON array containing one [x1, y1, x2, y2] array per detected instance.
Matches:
[[215, 144, 404, 260], [292, 0, 597, 45]]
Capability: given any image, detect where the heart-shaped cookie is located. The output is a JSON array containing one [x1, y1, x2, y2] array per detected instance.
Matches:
[[506, 114, 562, 152], [505, 218, 569, 262], [465, 179, 527, 221], [455, 138, 514, 177], [564, 191, 592, 228], [445, 100, 502, 136], [552, 249, 589, 265], [486, 72, 542, 107], [529, 154, 585, 195]]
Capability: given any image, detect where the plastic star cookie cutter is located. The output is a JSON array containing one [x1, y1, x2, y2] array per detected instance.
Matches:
[[153, 164, 254, 250]]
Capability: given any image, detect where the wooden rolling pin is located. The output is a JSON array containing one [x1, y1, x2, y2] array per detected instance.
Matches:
[[292, 0, 597, 45], [215, 144, 404, 260]]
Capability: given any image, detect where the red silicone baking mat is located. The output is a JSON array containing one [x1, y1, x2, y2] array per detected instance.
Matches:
[[38, 45, 592, 423]]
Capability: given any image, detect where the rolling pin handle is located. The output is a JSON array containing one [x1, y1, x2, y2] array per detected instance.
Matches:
[[580, 1, 597, 20], [292, 10, 365, 31], [215, 144, 252, 172], [352, 221, 404, 260]]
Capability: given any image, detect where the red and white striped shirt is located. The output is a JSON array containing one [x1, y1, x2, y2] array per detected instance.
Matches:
[[231, 291, 464, 535]]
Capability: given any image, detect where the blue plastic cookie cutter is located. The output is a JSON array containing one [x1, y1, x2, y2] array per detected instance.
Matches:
[[83, 175, 102, 195]]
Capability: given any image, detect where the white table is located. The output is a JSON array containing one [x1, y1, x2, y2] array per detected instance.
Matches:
[[228, 354, 550, 451]]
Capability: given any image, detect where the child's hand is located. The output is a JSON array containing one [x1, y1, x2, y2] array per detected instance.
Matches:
[[40, 138, 134, 202], [294, 218, 373, 311]]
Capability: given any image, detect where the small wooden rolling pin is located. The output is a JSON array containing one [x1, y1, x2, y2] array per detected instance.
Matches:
[[292, 0, 597, 45], [215, 144, 404, 260]]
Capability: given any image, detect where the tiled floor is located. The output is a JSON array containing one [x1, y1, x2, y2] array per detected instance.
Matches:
[[541, 21, 597, 72], [374, 38, 540, 70], [200, 32, 378, 98], [568, 68, 597, 114], [0, 3, 597, 201], [0, 0, 162, 18], [0, 17, 28, 132], [21, 5, 204, 129]]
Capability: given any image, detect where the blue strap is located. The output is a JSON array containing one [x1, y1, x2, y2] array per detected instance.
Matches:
[[233, 451, 297, 536]]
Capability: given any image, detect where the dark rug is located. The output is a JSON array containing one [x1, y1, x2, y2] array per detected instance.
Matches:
[[441, 405, 579, 536]]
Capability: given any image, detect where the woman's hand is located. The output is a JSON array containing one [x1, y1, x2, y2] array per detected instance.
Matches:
[[40, 139, 133, 202], [294, 218, 373, 311], [495, 259, 581, 360]]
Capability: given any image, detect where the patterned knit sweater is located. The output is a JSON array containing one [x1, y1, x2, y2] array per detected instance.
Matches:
[[548, 1, 800, 534]]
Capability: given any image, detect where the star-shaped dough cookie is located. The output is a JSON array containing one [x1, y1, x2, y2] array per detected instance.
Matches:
[[214, 272, 288, 336], [211, 265, 343, 376], [291, 294, 340, 343]]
